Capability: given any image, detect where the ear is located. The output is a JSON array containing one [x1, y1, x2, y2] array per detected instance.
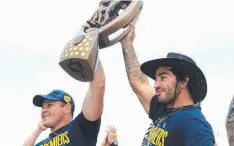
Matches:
[[64, 104, 71, 114], [180, 77, 189, 89]]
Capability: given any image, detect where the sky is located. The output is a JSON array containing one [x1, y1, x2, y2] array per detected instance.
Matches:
[[0, 0, 234, 145]]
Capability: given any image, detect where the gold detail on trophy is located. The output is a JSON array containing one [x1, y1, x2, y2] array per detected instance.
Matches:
[[88, 37, 93, 41], [73, 47, 78, 51], [69, 40, 74, 44], [84, 42, 90, 46], [85, 47, 90, 51], [75, 51, 80, 56], [78, 43, 83, 47], [69, 47, 73, 51], [79, 47, 84, 51], [64, 48, 69, 53], [81, 52, 86, 56], [85, 35, 90, 39], [65, 53, 69, 57], [82, 39, 88, 43], [70, 52, 74, 56]]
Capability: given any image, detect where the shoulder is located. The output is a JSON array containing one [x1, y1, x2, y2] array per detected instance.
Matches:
[[176, 106, 206, 120], [181, 107, 214, 136], [184, 107, 210, 124], [176, 107, 216, 145], [72, 112, 101, 125], [72, 112, 101, 136], [170, 107, 212, 129], [184, 114, 215, 145]]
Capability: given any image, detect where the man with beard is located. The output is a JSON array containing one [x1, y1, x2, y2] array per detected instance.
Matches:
[[23, 61, 105, 146], [120, 23, 216, 146]]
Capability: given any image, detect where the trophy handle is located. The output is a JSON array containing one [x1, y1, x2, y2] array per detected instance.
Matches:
[[105, 6, 142, 47], [98, 1, 143, 49]]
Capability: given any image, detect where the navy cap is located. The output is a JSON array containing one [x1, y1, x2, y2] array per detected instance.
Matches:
[[33, 89, 75, 110]]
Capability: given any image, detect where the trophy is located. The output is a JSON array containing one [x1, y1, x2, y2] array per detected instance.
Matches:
[[59, 0, 143, 82]]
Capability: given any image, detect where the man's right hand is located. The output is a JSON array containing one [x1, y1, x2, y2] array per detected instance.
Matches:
[[23, 120, 47, 146], [121, 23, 135, 48], [37, 120, 47, 132]]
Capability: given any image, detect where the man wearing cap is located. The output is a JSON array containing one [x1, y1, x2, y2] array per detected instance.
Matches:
[[120, 23, 216, 145], [23, 61, 105, 146]]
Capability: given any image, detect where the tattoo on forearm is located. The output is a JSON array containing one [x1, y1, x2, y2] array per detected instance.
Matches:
[[122, 46, 145, 81], [226, 94, 234, 145]]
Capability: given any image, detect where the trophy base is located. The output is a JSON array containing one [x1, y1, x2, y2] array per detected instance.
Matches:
[[59, 58, 93, 82], [59, 30, 99, 82]]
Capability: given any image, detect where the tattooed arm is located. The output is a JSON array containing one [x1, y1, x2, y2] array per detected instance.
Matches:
[[120, 23, 155, 114], [226, 94, 234, 146]]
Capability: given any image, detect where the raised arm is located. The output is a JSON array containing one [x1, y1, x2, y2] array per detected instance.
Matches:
[[82, 60, 105, 121], [120, 23, 155, 114], [226, 94, 234, 146], [23, 121, 47, 146]]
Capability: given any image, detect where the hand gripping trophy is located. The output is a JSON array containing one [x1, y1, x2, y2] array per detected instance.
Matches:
[[59, 0, 143, 82]]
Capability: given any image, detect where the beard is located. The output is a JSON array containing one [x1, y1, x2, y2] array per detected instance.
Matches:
[[158, 83, 181, 105]]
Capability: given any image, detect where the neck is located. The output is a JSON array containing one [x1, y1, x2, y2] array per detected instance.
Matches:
[[167, 88, 193, 108], [50, 117, 71, 133]]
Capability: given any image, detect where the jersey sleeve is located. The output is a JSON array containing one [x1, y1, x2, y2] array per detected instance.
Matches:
[[74, 112, 101, 140], [185, 117, 215, 146]]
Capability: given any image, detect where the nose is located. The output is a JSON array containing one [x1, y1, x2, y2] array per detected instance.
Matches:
[[41, 106, 47, 114], [154, 79, 161, 89], [41, 108, 48, 119]]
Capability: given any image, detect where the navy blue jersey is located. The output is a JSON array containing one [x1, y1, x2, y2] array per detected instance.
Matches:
[[35, 112, 101, 146], [142, 95, 215, 146]]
